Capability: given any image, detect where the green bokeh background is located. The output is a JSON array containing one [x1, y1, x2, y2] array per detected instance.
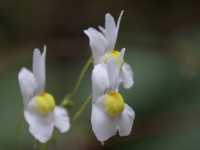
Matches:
[[0, 0, 199, 149]]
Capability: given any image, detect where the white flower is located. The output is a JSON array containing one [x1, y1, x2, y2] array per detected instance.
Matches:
[[18, 46, 70, 143], [91, 51, 135, 143], [84, 10, 134, 89]]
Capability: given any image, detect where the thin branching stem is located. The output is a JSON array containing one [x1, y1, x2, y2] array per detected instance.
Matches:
[[71, 57, 92, 99], [61, 57, 92, 107], [72, 95, 91, 122]]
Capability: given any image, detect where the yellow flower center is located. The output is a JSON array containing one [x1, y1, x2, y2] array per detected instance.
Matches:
[[112, 50, 120, 60], [35, 92, 56, 114], [103, 50, 122, 64], [104, 91, 125, 117]]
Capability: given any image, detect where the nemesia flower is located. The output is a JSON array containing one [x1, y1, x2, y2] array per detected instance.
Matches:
[[84, 10, 134, 89], [91, 49, 135, 143], [18, 46, 70, 143]]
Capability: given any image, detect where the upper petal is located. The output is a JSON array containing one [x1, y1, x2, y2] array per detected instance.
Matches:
[[121, 63, 134, 89], [118, 104, 135, 136], [53, 106, 70, 133], [33, 46, 46, 93], [98, 25, 106, 34], [116, 10, 124, 37], [84, 28, 108, 64], [18, 68, 37, 106], [91, 103, 117, 143], [104, 11, 124, 51], [104, 13, 116, 51], [92, 64, 110, 101], [24, 110, 54, 143]]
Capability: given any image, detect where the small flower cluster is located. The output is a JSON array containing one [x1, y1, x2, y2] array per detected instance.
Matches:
[[18, 10, 135, 145]]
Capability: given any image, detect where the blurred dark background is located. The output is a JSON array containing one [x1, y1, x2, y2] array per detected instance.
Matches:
[[0, 0, 200, 149]]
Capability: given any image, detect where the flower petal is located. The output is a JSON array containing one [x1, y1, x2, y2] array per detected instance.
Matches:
[[118, 104, 135, 136], [92, 64, 110, 101], [98, 25, 106, 34], [119, 48, 126, 67], [84, 27, 108, 64], [121, 63, 134, 89], [91, 103, 117, 142], [53, 106, 70, 133], [104, 11, 124, 51], [116, 10, 124, 37], [104, 13, 116, 51], [107, 58, 120, 90], [18, 68, 37, 106], [24, 110, 54, 143], [33, 46, 46, 93]]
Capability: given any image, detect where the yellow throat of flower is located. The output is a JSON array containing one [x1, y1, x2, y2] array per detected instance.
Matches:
[[103, 50, 122, 64], [35, 92, 56, 114], [112, 50, 120, 60], [104, 91, 125, 117]]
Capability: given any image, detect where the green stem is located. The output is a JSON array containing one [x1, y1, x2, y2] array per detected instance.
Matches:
[[61, 57, 92, 107], [72, 95, 91, 122], [71, 57, 92, 98]]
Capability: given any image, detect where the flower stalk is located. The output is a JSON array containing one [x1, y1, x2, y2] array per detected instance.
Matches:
[[61, 57, 92, 107], [72, 95, 91, 122]]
